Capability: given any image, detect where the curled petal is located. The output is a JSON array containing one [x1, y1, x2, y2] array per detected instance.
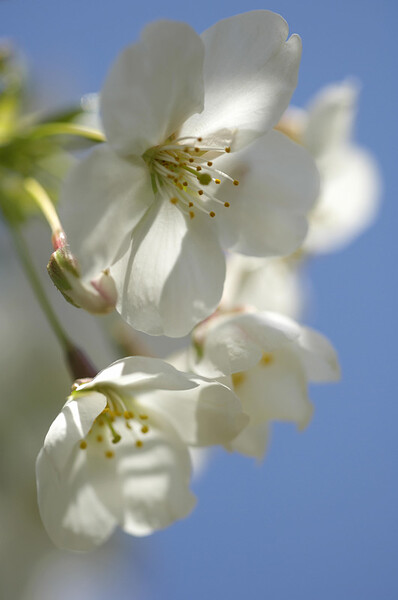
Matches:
[[79, 356, 199, 393], [140, 376, 249, 446], [294, 326, 341, 382], [224, 421, 270, 460], [41, 392, 107, 472]]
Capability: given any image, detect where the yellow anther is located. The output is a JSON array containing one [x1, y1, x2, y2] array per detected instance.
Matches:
[[139, 415, 149, 420], [98, 419, 104, 427], [105, 450, 114, 459], [209, 211, 216, 218], [103, 407, 110, 413], [189, 211, 195, 219], [189, 157, 194, 163], [207, 161, 213, 167], [214, 179, 221, 185], [141, 425, 149, 434], [184, 147, 189, 152], [96, 435, 103, 443], [79, 440, 87, 450], [196, 166, 202, 171], [261, 353, 274, 366], [136, 440, 143, 448], [198, 190, 204, 196], [233, 180, 239, 186], [188, 201, 194, 207], [197, 137, 203, 142], [224, 202, 230, 207], [194, 147, 200, 153], [183, 181, 188, 187], [225, 146, 231, 153], [126, 422, 132, 430], [231, 372, 246, 388]]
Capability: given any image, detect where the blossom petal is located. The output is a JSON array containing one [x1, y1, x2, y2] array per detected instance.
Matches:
[[224, 421, 270, 459], [304, 147, 381, 253], [140, 377, 249, 446], [79, 356, 199, 393], [295, 326, 341, 382], [222, 254, 304, 319], [111, 199, 225, 337], [101, 21, 205, 157], [232, 349, 313, 429], [193, 311, 300, 377], [61, 145, 152, 279], [86, 416, 196, 537], [180, 11, 301, 150], [41, 392, 107, 472], [214, 130, 320, 257], [303, 79, 359, 158], [36, 446, 117, 551]]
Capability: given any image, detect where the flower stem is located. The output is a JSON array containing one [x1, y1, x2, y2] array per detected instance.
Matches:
[[10, 225, 72, 351], [28, 122, 105, 143], [9, 225, 98, 380], [23, 177, 63, 241]]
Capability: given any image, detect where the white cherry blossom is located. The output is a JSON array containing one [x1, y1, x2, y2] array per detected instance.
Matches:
[[36, 356, 247, 551], [61, 12, 319, 337], [189, 309, 340, 458], [276, 80, 381, 253], [221, 253, 305, 319]]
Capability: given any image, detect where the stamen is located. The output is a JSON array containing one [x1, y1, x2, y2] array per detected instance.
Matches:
[[209, 211, 216, 218], [141, 425, 149, 434], [197, 173, 212, 185], [136, 440, 143, 448], [105, 450, 114, 459], [104, 414, 121, 444], [79, 440, 87, 450]]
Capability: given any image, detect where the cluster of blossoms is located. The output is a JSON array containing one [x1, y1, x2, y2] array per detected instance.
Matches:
[[0, 10, 379, 553]]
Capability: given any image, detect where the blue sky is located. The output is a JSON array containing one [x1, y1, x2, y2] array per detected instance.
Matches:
[[2, 0, 398, 598]]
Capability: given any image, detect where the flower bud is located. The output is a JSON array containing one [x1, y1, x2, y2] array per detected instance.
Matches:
[[48, 247, 117, 314]]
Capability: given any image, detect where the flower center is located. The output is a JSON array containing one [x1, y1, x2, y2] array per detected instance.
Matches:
[[78, 390, 150, 458], [143, 135, 239, 220]]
